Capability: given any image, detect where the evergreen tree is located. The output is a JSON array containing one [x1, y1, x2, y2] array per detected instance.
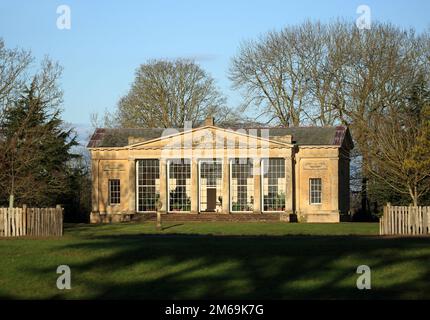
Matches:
[[0, 79, 78, 207]]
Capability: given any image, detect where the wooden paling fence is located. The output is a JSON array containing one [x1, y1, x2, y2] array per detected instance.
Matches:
[[380, 204, 430, 236], [0, 205, 63, 237]]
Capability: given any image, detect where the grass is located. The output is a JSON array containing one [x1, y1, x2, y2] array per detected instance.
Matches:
[[0, 221, 429, 299]]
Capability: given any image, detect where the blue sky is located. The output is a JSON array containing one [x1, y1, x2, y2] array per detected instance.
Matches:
[[0, 0, 429, 128]]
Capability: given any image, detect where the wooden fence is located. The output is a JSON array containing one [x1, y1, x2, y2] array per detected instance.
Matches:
[[0, 205, 63, 237], [380, 205, 430, 236]]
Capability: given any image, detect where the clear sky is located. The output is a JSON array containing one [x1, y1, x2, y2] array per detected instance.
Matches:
[[0, 0, 429, 127]]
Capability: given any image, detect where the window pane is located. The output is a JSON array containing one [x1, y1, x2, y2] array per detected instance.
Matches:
[[109, 179, 120, 204], [137, 160, 160, 211], [168, 159, 191, 212], [231, 158, 254, 211], [309, 178, 322, 204], [262, 158, 286, 211]]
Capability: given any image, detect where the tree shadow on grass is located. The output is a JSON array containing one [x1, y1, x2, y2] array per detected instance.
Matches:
[[160, 224, 184, 231], [14, 233, 430, 300]]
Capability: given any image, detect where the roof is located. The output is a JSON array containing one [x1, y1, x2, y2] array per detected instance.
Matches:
[[87, 125, 353, 149]]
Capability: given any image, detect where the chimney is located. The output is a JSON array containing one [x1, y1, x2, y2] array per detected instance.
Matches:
[[204, 116, 215, 126]]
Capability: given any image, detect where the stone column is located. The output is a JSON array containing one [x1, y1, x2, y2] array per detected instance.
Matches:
[[128, 159, 136, 214], [159, 159, 168, 214], [285, 156, 294, 214], [253, 159, 261, 214], [222, 157, 230, 214], [191, 160, 199, 214]]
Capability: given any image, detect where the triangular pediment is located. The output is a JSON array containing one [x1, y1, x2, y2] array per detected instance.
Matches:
[[128, 126, 292, 150]]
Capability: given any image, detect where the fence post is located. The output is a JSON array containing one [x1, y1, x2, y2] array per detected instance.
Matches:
[[381, 205, 386, 235], [417, 206, 420, 235], [387, 203, 391, 235], [22, 204, 27, 236], [3, 208, 6, 236], [2, 208, 7, 237], [425, 207, 429, 234], [0, 209, 3, 237], [56, 205, 62, 237], [11, 207, 16, 237]]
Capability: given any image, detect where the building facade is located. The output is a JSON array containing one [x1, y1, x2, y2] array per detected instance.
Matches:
[[87, 119, 353, 223]]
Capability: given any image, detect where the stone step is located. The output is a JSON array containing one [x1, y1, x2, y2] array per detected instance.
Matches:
[[134, 212, 287, 222]]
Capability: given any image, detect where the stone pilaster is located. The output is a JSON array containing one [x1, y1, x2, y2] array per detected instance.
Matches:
[[285, 156, 294, 214], [128, 159, 136, 214], [91, 159, 99, 213], [330, 157, 339, 212]]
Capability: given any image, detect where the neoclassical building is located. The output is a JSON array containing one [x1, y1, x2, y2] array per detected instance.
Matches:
[[87, 118, 353, 223]]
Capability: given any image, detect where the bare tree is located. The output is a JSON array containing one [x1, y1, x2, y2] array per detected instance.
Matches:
[[331, 23, 429, 213], [230, 26, 312, 126], [230, 21, 429, 127], [0, 39, 63, 119], [365, 81, 430, 206], [230, 20, 430, 213], [0, 38, 32, 117], [113, 59, 227, 128]]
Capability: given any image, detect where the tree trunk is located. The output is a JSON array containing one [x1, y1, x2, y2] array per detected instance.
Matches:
[[412, 185, 418, 207], [360, 149, 371, 220], [361, 177, 368, 214], [9, 194, 14, 208], [408, 184, 419, 207]]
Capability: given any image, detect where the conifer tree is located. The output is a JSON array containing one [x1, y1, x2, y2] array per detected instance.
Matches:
[[0, 79, 78, 206]]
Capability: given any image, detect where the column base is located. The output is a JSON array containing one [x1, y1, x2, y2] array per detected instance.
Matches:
[[90, 212, 100, 224]]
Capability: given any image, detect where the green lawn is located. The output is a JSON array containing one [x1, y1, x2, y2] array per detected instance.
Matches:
[[0, 221, 429, 299]]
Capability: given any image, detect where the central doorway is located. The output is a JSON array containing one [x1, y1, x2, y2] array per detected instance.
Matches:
[[199, 159, 223, 213]]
